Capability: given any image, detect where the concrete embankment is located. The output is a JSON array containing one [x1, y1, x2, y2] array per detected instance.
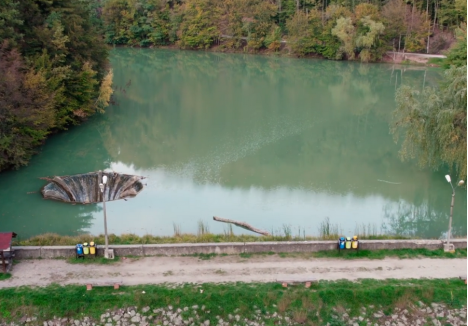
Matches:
[[13, 239, 467, 259]]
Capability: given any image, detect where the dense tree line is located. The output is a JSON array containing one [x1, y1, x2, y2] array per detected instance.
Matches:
[[0, 0, 113, 171], [101, 0, 466, 60], [0, 0, 465, 174]]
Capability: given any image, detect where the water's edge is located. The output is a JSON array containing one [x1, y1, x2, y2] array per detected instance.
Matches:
[[13, 239, 467, 259]]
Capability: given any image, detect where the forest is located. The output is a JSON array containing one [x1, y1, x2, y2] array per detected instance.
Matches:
[[0, 0, 466, 176], [0, 0, 112, 171], [100, 0, 466, 60]]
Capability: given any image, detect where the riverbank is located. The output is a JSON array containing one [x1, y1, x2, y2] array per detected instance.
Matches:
[[11, 239, 467, 259], [12, 232, 411, 247], [128, 43, 448, 67]]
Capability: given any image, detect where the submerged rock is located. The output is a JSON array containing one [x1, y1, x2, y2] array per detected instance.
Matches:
[[41, 171, 145, 204]]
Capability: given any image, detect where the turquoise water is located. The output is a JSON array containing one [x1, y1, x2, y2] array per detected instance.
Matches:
[[0, 49, 465, 239]]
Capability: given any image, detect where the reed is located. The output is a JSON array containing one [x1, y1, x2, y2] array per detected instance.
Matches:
[[14, 216, 419, 247], [14, 231, 414, 246], [318, 217, 341, 240], [173, 223, 182, 237], [282, 224, 292, 240], [354, 223, 379, 238], [197, 220, 210, 236], [223, 224, 234, 238]]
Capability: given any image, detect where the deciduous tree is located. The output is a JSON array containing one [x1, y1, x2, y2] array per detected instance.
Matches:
[[392, 65, 467, 179]]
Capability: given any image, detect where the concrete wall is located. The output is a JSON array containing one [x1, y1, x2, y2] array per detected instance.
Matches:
[[13, 239, 467, 259]]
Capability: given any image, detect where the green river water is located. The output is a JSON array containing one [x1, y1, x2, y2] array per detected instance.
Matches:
[[0, 49, 466, 240]]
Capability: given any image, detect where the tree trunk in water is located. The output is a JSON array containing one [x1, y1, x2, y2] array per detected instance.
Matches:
[[213, 216, 271, 236]]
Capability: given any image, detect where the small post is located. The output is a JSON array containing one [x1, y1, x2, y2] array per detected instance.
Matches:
[[443, 175, 463, 253], [100, 175, 114, 259], [447, 192, 455, 248]]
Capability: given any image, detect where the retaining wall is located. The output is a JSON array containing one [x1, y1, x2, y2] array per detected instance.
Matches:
[[12, 239, 467, 259]]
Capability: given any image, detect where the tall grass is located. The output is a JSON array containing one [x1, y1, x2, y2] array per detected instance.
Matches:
[[13, 217, 418, 247], [173, 223, 182, 237], [197, 220, 210, 236], [13, 232, 412, 247], [354, 223, 380, 238], [318, 217, 341, 240], [282, 224, 292, 240], [296, 226, 306, 240], [223, 224, 234, 238]]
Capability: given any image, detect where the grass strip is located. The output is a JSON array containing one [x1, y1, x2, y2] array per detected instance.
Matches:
[[61, 248, 467, 264], [13, 232, 412, 247], [282, 248, 468, 260], [0, 273, 11, 281], [0, 279, 465, 324], [187, 248, 467, 260]]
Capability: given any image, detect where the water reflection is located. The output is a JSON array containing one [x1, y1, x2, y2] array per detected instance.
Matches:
[[107, 50, 442, 198], [0, 120, 108, 238], [382, 186, 467, 238], [0, 49, 465, 239]]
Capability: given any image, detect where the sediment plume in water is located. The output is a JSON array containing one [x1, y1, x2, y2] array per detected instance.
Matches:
[[40, 171, 145, 204]]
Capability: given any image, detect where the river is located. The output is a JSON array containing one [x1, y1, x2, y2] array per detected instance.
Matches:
[[0, 49, 466, 240]]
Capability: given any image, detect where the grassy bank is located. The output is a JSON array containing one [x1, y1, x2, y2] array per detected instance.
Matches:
[[0, 279, 465, 324], [13, 232, 411, 247], [14, 219, 412, 246]]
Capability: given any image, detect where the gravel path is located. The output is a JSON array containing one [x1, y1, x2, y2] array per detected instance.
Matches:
[[1, 256, 466, 288]]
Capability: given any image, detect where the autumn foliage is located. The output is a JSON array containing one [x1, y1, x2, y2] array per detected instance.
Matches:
[[0, 0, 112, 171]]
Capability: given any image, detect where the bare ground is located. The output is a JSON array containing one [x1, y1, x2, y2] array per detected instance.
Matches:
[[1, 256, 466, 288]]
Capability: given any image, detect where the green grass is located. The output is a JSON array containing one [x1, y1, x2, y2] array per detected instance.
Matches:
[[183, 253, 219, 260], [105, 248, 466, 261], [428, 57, 446, 66], [13, 232, 413, 247], [310, 248, 467, 259], [0, 273, 11, 281], [240, 248, 467, 260], [0, 279, 465, 324]]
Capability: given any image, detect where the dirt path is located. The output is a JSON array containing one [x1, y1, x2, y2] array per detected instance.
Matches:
[[1, 256, 466, 288]]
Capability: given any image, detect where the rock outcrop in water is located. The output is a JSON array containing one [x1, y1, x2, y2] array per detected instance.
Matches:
[[41, 171, 145, 204]]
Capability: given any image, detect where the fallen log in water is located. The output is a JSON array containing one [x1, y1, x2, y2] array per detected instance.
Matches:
[[213, 216, 271, 236]]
